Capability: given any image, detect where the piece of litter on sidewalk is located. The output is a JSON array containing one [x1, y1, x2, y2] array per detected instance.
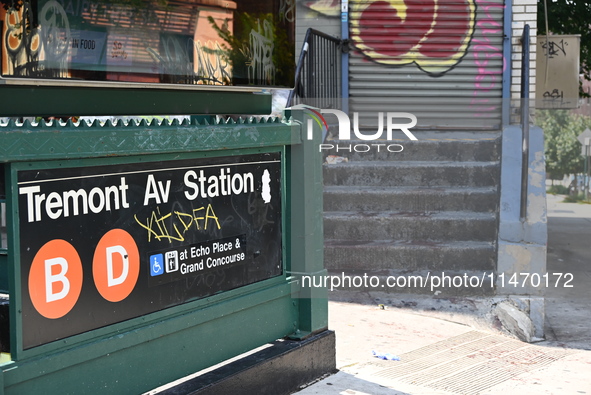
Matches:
[[325, 155, 348, 164], [372, 350, 400, 361]]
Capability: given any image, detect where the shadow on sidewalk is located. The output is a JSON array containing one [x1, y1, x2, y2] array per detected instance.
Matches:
[[545, 194, 591, 350], [298, 371, 411, 395]]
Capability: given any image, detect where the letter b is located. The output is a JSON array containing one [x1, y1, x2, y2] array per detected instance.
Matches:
[[29, 240, 83, 319], [45, 257, 70, 303]]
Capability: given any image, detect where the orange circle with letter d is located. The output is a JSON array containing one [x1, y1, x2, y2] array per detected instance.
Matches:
[[93, 229, 140, 302], [28, 239, 83, 319]]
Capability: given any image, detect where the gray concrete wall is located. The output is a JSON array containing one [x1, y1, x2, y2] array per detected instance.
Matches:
[[497, 125, 547, 338], [295, 1, 341, 59]]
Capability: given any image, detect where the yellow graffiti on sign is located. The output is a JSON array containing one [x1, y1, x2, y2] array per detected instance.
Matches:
[[134, 204, 221, 243]]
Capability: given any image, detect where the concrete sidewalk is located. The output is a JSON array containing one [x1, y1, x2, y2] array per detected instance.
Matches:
[[295, 193, 591, 394], [298, 294, 590, 394]]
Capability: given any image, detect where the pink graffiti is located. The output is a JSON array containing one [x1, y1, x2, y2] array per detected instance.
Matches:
[[471, 0, 504, 116]]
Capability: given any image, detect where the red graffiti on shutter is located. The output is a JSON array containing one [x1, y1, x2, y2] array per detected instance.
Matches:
[[351, 0, 475, 75]]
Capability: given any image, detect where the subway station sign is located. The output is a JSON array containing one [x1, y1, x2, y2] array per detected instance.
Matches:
[[18, 152, 283, 349], [0, 0, 295, 88]]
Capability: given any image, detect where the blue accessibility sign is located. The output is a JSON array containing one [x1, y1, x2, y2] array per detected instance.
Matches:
[[150, 254, 164, 276]]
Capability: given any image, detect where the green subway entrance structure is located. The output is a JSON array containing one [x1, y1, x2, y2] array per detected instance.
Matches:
[[0, 104, 332, 394], [0, 0, 332, 391]]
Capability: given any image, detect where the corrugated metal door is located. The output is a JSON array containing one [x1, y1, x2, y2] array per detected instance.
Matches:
[[349, 0, 505, 129]]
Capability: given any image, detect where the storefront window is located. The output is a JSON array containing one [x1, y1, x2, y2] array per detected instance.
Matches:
[[1, 0, 295, 87]]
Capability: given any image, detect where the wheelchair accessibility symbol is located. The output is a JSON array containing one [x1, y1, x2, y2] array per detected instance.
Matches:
[[150, 254, 164, 276]]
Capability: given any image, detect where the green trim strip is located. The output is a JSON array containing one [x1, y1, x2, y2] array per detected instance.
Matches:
[[0, 117, 299, 162], [0, 85, 272, 117]]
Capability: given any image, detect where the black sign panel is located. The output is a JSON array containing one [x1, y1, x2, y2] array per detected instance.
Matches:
[[18, 152, 282, 349]]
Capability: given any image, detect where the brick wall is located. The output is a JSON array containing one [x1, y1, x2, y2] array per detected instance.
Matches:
[[511, 0, 537, 123]]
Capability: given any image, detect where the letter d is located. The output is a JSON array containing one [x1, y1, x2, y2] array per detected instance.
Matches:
[[93, 229, 140, 302], [106, 245, 129, 287]]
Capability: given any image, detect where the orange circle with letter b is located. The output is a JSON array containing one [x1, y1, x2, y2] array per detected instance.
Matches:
[[93, 229, 140, 302], [28, 239, 83, 319]]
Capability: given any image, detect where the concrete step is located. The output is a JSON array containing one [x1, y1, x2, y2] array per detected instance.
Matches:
[[324, 239, 496, 272], [323, 161, 499, 187], [324, 186, 498, 212], [324, 269, 495, 296], [321, 131, 501, 297], [323, 211, 497, 241], [323, 135, 501, 162]]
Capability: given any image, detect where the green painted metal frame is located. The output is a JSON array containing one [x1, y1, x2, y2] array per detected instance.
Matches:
[[285, 110, 328, 338], [0, 113, 328, 394], [0, 116, 294, 161], [0, 85, 273, 117]]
